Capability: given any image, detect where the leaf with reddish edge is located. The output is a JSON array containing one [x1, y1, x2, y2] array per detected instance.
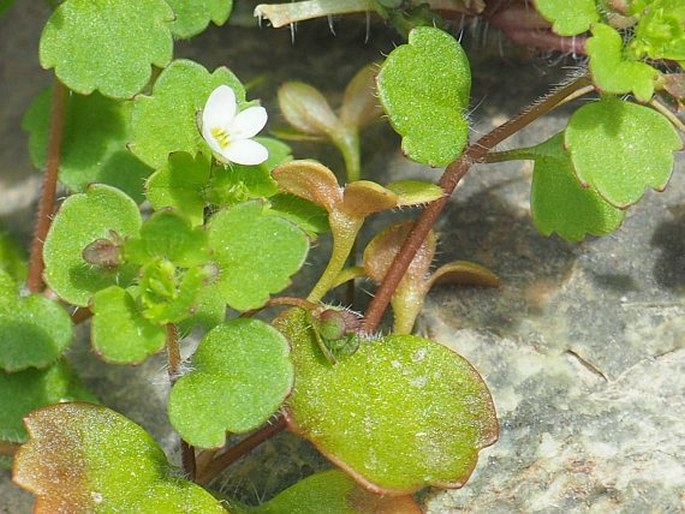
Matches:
[[12, 403, 227, 513], [274, 308, 498, 495]]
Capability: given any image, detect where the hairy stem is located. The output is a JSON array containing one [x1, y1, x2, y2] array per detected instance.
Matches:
[[195, 414, 287, 485], [165, 324, 196, 480], [255, 0, 375, 28], [362, 74, 591, 332], [27, 81, 68, 293]]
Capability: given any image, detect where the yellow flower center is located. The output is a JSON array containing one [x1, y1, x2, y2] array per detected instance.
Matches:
[[210, 127, 231, 149]]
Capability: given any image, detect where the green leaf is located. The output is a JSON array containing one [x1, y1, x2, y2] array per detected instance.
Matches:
[[91, 286, 166, 364], [0, 225, 27, 284], [206, 137, 290, 205], [168, 318, 293, 448], [267, 193, 331, 237], [565, 98, 682, 207], [146, 152, 212, 226], [534, 0, 599, 36], [207, 201, 309, 311], [0, 0, 16, 16], [177, 284, 226, 334], [630, 0, 685, 63], [44, 185, 142, 306], [377, 26, 471, 167], [252, 470, 422, 514], [138, 261, 213, 325], [166, 0, 233, 39], [385, 179, 443, 206], [0, 293, 73, 372], [39, 0, 174, 98], [13, 403, 227, 513], [529, 134, 625, 241], [586, 23, 659, 102], [125, 210, 209, 268], [0, 360, 96, 443], [275, 309, 498, 495], [23, 89, 153, 204], [130, 59, 246, 168]]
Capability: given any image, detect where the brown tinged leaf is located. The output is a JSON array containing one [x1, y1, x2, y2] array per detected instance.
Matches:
[[340, 64, 383, 129], [278, 81, 341, 137], [272, 160, 342, 212], [341, 180, 399, 218], [428, 260, 501, 288]]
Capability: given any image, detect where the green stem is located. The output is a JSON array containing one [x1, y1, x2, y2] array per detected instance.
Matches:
[[165, 324, 197, 480], [362, 74, 592, 333], [308, 212, 363, 303], [27, 80, 68, 293], [334, 128, 361, 183], [255, 0, 375, 28]]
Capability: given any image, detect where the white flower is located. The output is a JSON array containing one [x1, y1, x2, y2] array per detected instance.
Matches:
[[201, 85, 269, 166]]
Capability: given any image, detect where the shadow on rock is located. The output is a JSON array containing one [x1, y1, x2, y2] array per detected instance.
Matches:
[[651, 204, 685, 294], [427, 189, 578, 336]]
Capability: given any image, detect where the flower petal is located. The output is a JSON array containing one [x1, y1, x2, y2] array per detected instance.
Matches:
[[230, 106, 268, 140], [223, 138, 269, 166], [202, 85, 237, 131]]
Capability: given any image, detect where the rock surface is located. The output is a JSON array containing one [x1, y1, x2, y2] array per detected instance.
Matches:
[[1, 2, 683, 513]]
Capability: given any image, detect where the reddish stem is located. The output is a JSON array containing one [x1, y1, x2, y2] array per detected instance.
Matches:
[[0, 441, 19, 457], [165, 324, 197, 480], [195, 414, 287, 485], [27, 81, 68, 293], [362, 74, 592, 333]]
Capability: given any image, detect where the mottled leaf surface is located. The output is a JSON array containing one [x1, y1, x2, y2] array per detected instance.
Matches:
[[275, 309, 498, 494], [13, 403, 227, 513]]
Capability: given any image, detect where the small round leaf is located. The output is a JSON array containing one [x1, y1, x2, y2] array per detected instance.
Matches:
[[168, 318, 293, 448], [13, 403, 227, 513], [43, 185, 142, 306], [377, 27, 471, 167], [276, 309, 498, 495], [530, 133, 625, 241], [534, 0, 599, 36], [23, 89, 152, 204], [207, 201, 309, 311], [565, 98, 682, 207], [166, 0, 233, 39], [130, 60, 246, 168], [0, 294, 73, 372], [0, 360, 96, 443], [91, 286, 166, 364], [39, 0, 174, 98]]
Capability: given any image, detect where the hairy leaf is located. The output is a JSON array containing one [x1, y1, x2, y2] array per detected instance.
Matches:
[[130, 60, 246, 168], [23, 89, 152, 204], [529, 133, 625, 241]]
